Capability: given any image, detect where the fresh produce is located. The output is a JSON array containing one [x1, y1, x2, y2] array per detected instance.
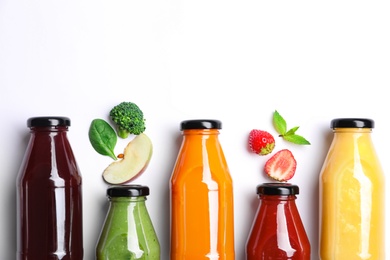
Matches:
[[247, 110, 310, 182], [273, 110, 310, 145], [110, 101, 146, 138], [264, 149, 297, 181], [102, 133, 153, 184], [89, 119, 118, 160], [88, 101, 152, 184], [248, 129, 275, 155]]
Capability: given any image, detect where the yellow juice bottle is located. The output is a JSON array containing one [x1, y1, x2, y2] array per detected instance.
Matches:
[[319, 118, 385, 259]]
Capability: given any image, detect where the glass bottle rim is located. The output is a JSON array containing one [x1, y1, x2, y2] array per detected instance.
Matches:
[[180, 119, 222, 130], [27, 116, 71, 127], [107, 184, 150, 197], [257, 183, 299, 195], [331, 118, 374, 129]]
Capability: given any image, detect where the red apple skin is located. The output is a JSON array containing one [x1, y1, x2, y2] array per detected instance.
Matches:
[[114, 160, 150, 184], [102, 133, 153, 184]]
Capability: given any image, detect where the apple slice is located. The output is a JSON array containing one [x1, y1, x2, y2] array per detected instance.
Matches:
[[102, 133, 153, 184]]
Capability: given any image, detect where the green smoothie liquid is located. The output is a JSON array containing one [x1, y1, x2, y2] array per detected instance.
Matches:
[[96, 193, 160, 260]]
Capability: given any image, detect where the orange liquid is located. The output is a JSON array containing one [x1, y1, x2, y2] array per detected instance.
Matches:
[[170, 129, 235, 260], [319, 128, 385, 259]]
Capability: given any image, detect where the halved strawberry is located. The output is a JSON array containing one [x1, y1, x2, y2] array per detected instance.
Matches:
[[248, 129, 275, 156], [264, 149, 296, 181]]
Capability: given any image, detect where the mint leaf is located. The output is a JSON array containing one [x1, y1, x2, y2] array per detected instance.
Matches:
[[273, 110, 311, 145], [89, 119, 118, 160], [285, 126, 299, 136], [283, 134, 311, 145], [273, 110, 287, 135]]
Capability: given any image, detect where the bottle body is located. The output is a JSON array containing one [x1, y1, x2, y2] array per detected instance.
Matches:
[[246, 183, 310, 260], [170, 120, 235, 260], [96, 185, 160, 260], [319, 118, 385, 259], [16, 117, 83, 260]]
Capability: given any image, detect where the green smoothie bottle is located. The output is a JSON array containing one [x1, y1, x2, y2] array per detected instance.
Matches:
[[96, 185, 160, 260]]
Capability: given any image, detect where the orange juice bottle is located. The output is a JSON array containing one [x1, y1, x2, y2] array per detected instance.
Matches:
[[319, 118, 385, 259], [170, 119, 235, 260]]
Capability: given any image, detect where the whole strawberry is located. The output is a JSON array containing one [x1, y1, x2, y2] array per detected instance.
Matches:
[[264, 149, 297, 181], [248, 129, 275, 156]]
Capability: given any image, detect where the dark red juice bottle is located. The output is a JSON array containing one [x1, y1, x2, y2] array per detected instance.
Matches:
[[246, 183, 310, 260], [16, 117, 83, 260]]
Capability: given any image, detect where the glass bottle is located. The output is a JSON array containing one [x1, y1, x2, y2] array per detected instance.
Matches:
[[170, 119, 235, 260], [16, 116, 83, 260], [246, 183, 311, 260], [319, 118, 385, 259], [96, 185, 160, 260]]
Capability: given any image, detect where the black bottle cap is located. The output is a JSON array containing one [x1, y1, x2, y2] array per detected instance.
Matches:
[[331, 118, 374, 129], [256, 183, 299, 195], [107, 185, 150, 197], [27, 117, 71, 127], [180, 119, 222, 130]]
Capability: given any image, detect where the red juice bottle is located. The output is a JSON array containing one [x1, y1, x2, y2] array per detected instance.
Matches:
[[16, 117, 83, 260], [246, 183, 310, 260]]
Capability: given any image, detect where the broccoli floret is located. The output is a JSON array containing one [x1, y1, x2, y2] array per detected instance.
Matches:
[[109, 102, 146, 138]]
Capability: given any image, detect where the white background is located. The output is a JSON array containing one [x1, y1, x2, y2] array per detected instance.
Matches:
[[1, 1, 389, 259]]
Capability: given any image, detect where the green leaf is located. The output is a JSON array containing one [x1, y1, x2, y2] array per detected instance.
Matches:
[[89, 119, 118, 160], [273, 110, 311, 145], [283, 134, 311, 145], [273, 110, 287, 135], [285, 126, 299, 136]]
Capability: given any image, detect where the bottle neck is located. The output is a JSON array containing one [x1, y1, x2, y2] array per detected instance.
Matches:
[[28, 126, 69, 147], [257, 195, 300, 227], [109, 196, 147, 203], [182, 129, 220, 136], [30, 126, 69, 133], [180, 129, 222, 156], [260, 194, 297, 202], [333, 128, 372, 134], [332, 127, 373, 144]]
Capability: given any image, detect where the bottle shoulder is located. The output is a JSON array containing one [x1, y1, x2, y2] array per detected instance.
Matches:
[[18, 132, 81, 183]]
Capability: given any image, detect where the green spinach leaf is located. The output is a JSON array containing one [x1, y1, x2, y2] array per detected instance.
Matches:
[[89, 119, 117, 160]]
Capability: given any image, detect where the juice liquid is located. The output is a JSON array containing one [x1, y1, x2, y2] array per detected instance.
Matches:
[[246, 184, 310, 260], [96, 186, 160, 260], [16, 117, 83, 260], [319, 122, 385, 259], [170, 120, 235, 260]]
